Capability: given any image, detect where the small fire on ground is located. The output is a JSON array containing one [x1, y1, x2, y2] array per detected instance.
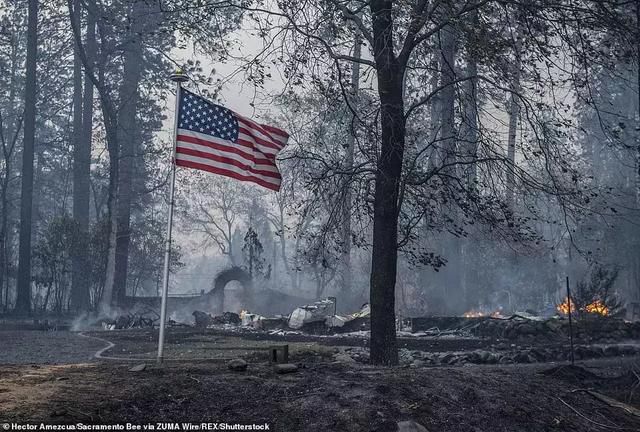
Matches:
[[463, 310, 503, 318], [585, 300, 609, 316], [556, 298, 609, 316], [557, 297, 576, 315]]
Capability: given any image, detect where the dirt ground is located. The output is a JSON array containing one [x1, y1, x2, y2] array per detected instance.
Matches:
[[1, 329, 640, 432]]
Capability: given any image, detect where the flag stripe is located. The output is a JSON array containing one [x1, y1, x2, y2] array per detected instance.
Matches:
[[262, 124, 289, 140], [237, 117, 287, 148], [238, 126, 282, 151], [175, 155, 281, 191], [178, 128, 278, 160], [237, 131, 278, 158], [176, 133, 275, 166], [176, 147, 281, 178]]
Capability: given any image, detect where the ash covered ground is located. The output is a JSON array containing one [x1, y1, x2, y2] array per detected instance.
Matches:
[[1, 322, 640, 432]]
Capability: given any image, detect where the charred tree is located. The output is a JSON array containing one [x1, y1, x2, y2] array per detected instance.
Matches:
[[340, 29, 361, 297], [15, 0, 38, 315], [0, 28, 22, 311], [112, 15, 144, 307], [368, 0, 405, 366], [460, 20, 479, 310], [70, 0, 92, 313]]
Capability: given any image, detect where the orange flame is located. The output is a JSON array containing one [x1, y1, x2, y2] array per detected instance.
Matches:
[[463, 310, 485, 318], [557, 297, 576, 315], [585, 300, 609, 316], [556, 298, 609, 316], [463, 310, 503, 318]]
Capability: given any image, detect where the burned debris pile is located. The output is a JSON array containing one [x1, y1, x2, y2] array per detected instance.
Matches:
[[333, 340, 640, 367], [95, 297, 640, 368], [101, 312, 157, 330], [410, 315, 640, 343], [105, 298, 639, 347], [186, 298, 371, 335], [193, 311, 241, 328]]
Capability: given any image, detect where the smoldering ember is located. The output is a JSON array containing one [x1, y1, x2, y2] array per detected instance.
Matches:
[[3, 1, 640, 432]]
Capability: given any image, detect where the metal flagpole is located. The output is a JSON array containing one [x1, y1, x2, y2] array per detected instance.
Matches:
[[157, 69, 189, 364], [566, 276, 575, 366]]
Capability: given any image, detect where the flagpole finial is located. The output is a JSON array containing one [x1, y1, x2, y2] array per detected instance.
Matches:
[[170, 69, 189, 83]]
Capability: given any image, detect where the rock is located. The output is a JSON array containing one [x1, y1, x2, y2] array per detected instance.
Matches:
[[498, 355, 513, 364], [517, 323, 536, 335], [398, 349, 418, 365], [477, 351, 491, 363], [513, 352, 531, 363], [445, 355, 460, 365], [485, 353, 498, 364], [228, 359, 248, 372], [397, 420, 429, 432], [333, 353, 356, 363], [274, 363, 299, 374], [440, 353, 455, 364], [129, 364, 146, 372]]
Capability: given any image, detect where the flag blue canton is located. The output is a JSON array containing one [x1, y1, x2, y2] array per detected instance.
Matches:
[[178, 89, 239, 142]]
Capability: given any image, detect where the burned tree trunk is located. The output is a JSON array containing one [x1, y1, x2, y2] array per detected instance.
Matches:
[[439, 26, 457, 167], [15, 0, 39, 315], [112, 31, 143, 307], [0, 30, 21, 311], [460, 48, 479, 309], [369, 0, 406, 366], [102, 0, 145, 310], [70, 0, 91, 313], [438, 24, 466, 314], [340, 29, 361, 297]]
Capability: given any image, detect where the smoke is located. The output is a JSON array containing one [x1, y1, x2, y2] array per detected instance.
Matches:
[[70, 307, 120, 332]]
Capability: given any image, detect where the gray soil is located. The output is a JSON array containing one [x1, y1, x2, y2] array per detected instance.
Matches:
[[0, 330, 105, 365], [1, 328, 639, 431]]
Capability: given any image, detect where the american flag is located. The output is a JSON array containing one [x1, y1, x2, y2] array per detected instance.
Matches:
[[174, 89, 288, 191]]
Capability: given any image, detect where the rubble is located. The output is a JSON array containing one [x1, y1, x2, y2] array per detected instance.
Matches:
[[333, 353, 357, 364], [241, 312, 264, 328], [332, 342, 640, 367], [213, 311, 241, 325], [288, 298, 336, 329], [274, 363, 298, 374], [410, 314, 640, 343], [228, 359, 248, 372], [193, 311, 214, 328], [101, 311, 157, 330], [194, 310, 243, 327]]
